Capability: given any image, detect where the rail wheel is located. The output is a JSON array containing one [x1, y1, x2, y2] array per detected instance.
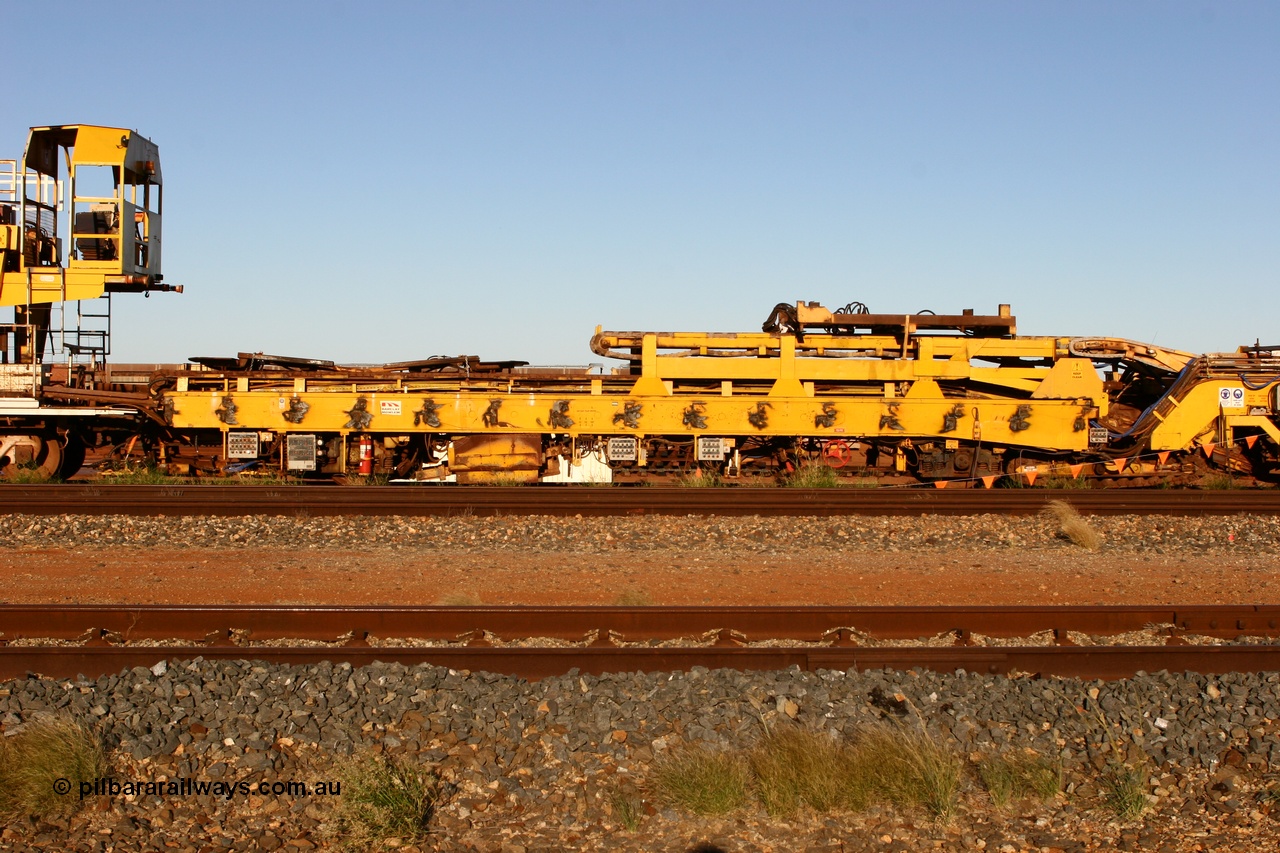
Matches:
[[0, 434, 62, 481], [58, 434, 87, 479]]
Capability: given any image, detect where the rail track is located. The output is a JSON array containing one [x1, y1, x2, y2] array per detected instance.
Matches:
[[2, 484, 1279, 517], [4, 605, 1280, 682]]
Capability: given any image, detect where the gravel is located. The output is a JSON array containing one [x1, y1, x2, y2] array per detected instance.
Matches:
[[0, 511, 1277, 555], [3, 509, 1279, 849], [3, 660, 1280, 851]]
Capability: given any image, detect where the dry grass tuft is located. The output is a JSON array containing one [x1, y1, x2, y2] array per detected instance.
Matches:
[[855, 725, 962, 819], [651, 725, 969, 821], [1101, 762, 1149, 820], [1043, 499, 1102, 550], [977, 750, 1062, 808], [0, 717, 106, 819], [609, 786, 644, 830], [1201, 473, 1240, 490], [785, 464, 840, 488], [1043, 475, 1089, 490], [323, 751, 442, 849], [749, 728, 870, 816], [649, 747, 750, 815], [93, 464, 170, 483]]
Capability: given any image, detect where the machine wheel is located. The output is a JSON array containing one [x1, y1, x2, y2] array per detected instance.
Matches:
[[57, 435, 87, 479], [0, 434, 63, 481], [0, 434, 86, 481]]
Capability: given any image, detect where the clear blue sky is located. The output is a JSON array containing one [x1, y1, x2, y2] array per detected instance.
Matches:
[[7, 2, 1277, 365]]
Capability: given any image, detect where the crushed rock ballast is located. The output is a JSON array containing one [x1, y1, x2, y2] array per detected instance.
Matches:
[[3, 660, 1280, 852], [2, 511, 1278, 554]]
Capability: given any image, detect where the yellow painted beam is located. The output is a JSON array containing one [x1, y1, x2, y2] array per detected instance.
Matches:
[[165, 388, 1091, 450]]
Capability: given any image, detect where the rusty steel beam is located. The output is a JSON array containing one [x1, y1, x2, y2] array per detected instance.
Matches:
[[2, 484, 1280, 517]]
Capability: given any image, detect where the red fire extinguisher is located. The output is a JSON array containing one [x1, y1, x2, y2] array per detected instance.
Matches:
[[358, 436, 374, 475]]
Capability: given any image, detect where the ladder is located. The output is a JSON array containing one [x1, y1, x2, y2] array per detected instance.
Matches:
[[57, 294, 112, 369]]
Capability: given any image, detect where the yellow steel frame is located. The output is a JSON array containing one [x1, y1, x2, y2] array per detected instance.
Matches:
[[0, 125, 162, 308], [1149, 382, 1280, 450], [590, 330, 1102, 400], [165, 324, 1106, 453], [167, 385, 1095, 449], [156, 308, 1280, 469]]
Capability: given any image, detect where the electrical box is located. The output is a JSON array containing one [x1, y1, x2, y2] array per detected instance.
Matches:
[[226, 431, 259, 459], [696, 437, 728, 462], [286, 434, 317, 471], [607, 436, 637, 462]]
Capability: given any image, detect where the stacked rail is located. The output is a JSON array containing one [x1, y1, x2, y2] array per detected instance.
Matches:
[[4, 605, 1279, 681]]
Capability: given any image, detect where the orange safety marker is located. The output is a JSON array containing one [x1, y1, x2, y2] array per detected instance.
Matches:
[[1157, 451, 1170, 465], [934, 479, 948, 489], [1023, 468, 1038, 486], [1246, 435, 1258, 449], [1068, 463, 1084, 479], [981, 475, 996, 489], [1114, 457, 1128, 473], [1202, 442, 1216, 458]]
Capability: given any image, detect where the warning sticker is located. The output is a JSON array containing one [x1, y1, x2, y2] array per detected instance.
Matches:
[[379, 400, 403, 416], [1218, 387, 1245, 409]]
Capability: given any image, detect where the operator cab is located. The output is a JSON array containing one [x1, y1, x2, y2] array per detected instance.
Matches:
[[0, 125, 180, 368]]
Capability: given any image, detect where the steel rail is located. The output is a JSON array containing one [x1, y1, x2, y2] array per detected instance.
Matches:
[[2, 484, 1279, 517], [3, 604, 1279, 642], [4, 605, 1280, 682]]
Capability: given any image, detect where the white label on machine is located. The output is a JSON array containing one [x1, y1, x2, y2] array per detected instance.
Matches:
[[1219, 387, 1245, 409], [607, 437, 637, 462], [379, 400, 403, 416], [226, 431, 259, 459], [287, 434, 317, 471], [696, 437, 727, 462]]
